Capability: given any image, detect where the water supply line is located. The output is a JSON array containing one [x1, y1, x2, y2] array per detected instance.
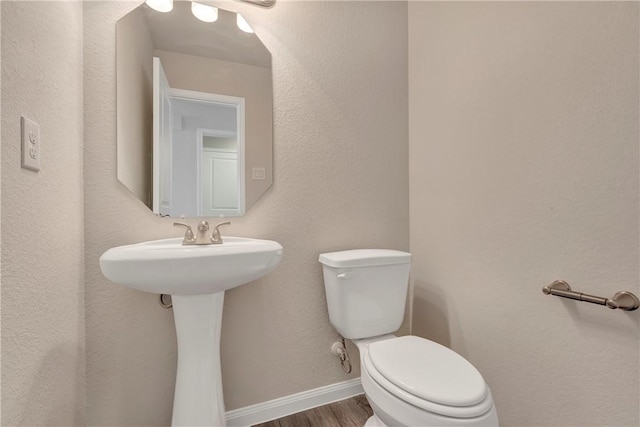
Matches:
[[331, 337, 352, 374]]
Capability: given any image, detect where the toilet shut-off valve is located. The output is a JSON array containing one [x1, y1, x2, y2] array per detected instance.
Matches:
[[331, 338, 352, 374]]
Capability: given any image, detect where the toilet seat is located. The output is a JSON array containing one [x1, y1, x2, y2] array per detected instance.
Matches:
[[363, 336, 494, 419]]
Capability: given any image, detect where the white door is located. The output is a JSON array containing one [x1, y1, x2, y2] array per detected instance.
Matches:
[[201, 150, 238, 217], [153, 57, 172, 215]]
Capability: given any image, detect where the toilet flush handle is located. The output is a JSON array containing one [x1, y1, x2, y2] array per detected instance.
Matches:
[[337, 272, 348, 279]]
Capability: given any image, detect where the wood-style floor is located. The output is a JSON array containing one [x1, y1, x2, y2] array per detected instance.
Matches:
[[253, 395, 373, 427]]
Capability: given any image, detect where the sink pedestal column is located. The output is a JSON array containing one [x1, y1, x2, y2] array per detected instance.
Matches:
[[171, 292, 226, 426]]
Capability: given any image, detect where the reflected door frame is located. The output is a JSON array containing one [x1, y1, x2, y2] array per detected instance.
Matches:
[[153, 57, 174, 215]]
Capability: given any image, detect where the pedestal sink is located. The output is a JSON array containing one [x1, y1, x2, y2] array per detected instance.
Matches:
[[99, 237, 283, 426]]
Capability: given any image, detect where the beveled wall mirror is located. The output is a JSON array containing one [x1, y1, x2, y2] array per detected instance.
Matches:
[[117, 1, 273, 217]]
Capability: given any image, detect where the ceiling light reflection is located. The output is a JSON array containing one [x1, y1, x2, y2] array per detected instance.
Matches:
[[236, 14, 254, 33], [191, 2, 219, 23], [145, 0, 173, 13]]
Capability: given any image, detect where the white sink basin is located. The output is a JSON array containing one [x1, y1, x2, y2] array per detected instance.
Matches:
[[99, 236, 283, 295], [99, 235, 283, 426]]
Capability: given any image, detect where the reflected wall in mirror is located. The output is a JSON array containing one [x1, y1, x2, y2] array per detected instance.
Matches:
[[117, 1, 273, 217]]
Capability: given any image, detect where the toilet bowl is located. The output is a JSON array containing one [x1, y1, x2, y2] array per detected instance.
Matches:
[[319, 249, 499, 427], [355, 335, 498, 426]]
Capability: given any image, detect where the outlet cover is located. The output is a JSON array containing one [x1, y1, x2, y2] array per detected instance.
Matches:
[[21, 116, 40, 172], [252, 167, 266, 180]]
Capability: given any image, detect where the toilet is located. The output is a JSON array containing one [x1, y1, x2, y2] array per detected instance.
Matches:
[[319, 249, 499, 427]]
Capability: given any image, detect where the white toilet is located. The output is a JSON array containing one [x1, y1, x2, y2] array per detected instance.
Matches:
[[319, 249, 499, 427]]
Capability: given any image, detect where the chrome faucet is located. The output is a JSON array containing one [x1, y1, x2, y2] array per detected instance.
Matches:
[[174, 220, 231, 245]]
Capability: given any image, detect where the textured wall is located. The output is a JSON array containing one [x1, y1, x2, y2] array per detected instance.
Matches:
[[84, 1, 408, 424], [0, 9, 3, 411], [409, 2, 639, 426], [1, 1, 85, 425]]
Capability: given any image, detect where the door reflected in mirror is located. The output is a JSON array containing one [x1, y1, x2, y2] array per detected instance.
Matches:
[[154, 56, 246, 217], [117, 1, 272, 218]]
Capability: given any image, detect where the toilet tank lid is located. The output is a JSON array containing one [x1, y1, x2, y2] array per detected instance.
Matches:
[[319, 249, 411, 268]]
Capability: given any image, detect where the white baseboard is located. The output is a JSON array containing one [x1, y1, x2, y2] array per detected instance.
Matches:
[[225, 378, 364, 427]]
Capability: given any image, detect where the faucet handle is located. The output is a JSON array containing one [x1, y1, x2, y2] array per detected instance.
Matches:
[[173, 222, 196, 244], [210, 221, 231, 244]]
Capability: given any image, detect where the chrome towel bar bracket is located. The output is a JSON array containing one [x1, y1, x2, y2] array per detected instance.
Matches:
[[543, 280, 639, 311]]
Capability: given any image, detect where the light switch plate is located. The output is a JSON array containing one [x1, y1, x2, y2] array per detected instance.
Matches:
[[21, 116, 40, 172]]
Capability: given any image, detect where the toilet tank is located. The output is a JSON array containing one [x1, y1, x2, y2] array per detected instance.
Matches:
[[319, 249, 411, 340]]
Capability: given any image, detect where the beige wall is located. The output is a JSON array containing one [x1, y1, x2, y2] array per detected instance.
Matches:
[[84, 1, 408, 424], [409, 2, 639, 426], [0, 11, 3, 422], [1, 1, 85, 425], [6, 2, 633, 426], [116, 6, 154, 207], [156, 50, 273, 211]]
